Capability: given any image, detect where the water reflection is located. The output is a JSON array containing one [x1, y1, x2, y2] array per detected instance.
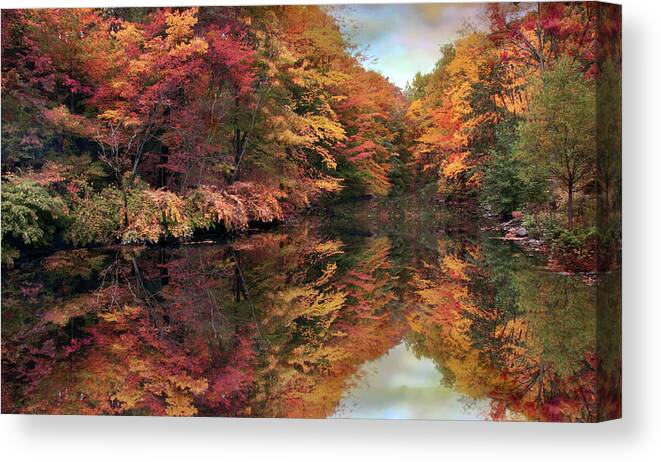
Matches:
[[332, 342, 492, 420], [0, 198, 621, 421]]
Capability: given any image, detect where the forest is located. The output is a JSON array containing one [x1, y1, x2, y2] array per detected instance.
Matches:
[[1, 3, 621, 271], [0, 3, 622, 422]]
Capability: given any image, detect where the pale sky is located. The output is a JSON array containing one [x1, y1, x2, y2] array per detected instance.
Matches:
[[330, 3, 486, 89]]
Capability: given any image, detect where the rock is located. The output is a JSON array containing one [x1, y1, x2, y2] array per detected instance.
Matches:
[[515, 227, 528, 237], [511, 211, 524, 220], [502, 218, 520, 228]]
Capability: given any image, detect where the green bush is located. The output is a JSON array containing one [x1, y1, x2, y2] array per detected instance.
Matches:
[[481, 122, 526, 217], [523, 212, 596, 253], [1, 179, 66, 265], [554, 227, 597, 252], [522, 213, 562, 240], [65, 186, 123, 247], [482, 148, 525, 217]]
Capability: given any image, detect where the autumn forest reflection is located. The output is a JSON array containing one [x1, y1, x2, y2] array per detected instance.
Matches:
[[1, 198, 620, 421]]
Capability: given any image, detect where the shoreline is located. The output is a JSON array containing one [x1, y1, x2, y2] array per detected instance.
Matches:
[[2, 195, 378, 265], [485, 212, 609, 285], [6, 197, 616, 288]]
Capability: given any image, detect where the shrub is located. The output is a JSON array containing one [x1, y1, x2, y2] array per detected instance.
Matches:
[[523, 212, 596, 253], [143, 189, 193, 240], [522, 213, 562, 240], [65, 187, 123, 247], [1, 178, 66, 265], [231, 182, 284, 224], [120, 188, 186, 244], [553, 227, 597, 253], [186, 186, 249, 232]]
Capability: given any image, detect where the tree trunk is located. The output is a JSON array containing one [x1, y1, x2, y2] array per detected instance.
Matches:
[[158, 145, 170, 188], [232, 128, 248, 184], [120, 176, 130, 228], [567, 185, 574, 228], [234, 128, 242, 167]]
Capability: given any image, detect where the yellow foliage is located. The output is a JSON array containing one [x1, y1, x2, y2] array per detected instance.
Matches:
[[165, 390, 198, 416], [111, 388, 144, 411], [315, 262, 337, 287], [169, 374, 208, 395], [169, 37, 209, 60], [165, 8, 199, 45], [313, 176, 343, 193], [113, 22, 144, 48], [145, 189, 193, 239], [441, 152, 470, 179], [442, 254, 469, 280], [313, 240, 344, 258], [304, 290, 347, 320], [98, 305, 141, 323]]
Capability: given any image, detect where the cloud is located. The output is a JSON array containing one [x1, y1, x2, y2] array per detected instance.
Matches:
[[331, 3, 486, 89]]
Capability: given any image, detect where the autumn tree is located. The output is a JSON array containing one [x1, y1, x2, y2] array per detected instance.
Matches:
[[405, 34, 495, 199], [89, 9, 209, 189], [0, 9, 102, 167], [487, 2, 597, 74]]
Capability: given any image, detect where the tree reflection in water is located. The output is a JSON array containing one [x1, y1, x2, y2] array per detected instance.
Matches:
[[1, 198, 621, 421]]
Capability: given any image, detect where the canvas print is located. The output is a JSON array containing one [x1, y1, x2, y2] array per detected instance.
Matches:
[[0, 2, 621, 421]]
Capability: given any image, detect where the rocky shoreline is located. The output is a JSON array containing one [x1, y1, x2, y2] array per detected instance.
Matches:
[[484, 211, 601, 285]]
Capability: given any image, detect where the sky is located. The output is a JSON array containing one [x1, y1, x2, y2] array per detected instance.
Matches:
[[331, 3, 486, 89], [331, 342, 492, 420]]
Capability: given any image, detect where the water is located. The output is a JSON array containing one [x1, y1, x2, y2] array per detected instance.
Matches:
[[331, 341, 493, 420], [0, 197, 620, 421]]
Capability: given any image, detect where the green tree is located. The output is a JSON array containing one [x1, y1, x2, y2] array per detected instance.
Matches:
[[1, 179, 65, 265], [481, 119, 525, 218], [404, 72, 429, 101], [516, 58, 596, 228]]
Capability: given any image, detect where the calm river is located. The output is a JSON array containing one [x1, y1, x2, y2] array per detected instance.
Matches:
[[1, 197, 620, 421]]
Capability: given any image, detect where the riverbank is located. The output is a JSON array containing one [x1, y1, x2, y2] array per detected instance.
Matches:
[[485, 211, 607, 284], [1, 176, 343, 267], [1, 179, 383, 268], [3, 183, 616, 287]]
